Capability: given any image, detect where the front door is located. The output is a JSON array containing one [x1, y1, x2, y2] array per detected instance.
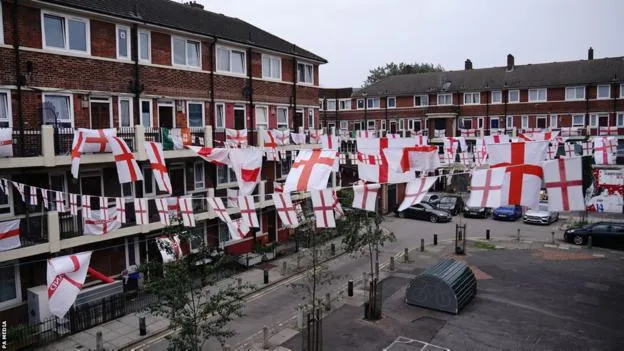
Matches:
[[80, 173, 102, 210], [234, 107, 245, 129], [390, 121, 398, 133], [169, 167, 185, 196], [294, 110, 303, 130], [90, 100, 111, 129], [158, 105, 174, 129], [387, 184, 397, 213]]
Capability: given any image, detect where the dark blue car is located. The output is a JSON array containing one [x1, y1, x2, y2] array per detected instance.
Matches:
[[492, 205, 523, 221]]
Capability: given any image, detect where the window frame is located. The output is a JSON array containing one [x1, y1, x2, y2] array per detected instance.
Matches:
[[0, 264, 21, 310], [307, 109, 314, 129], [413, 95, 429, 107], [550, 114, 558, 128], [338, 99, 351, 111], [367, 120, 376, 130], [387, 96, 396, 109], [280, 151, 292, 178], [528, 88, 547, 102], [254, 105, 269, 129], [216, 165, 236, 185], [186, 101, 205, 128], [521, 115, 529, 129], [296, 62, 314, 84], [491, 90, 502, 104], [437, 94, 452, 105], [572, 114, 585, 127], [261, 54, 282, 80], [508, 90, 520, 103], [356, 99, 364, 110], [461, 118, 472, 130], [490, 116, 500, 129], [565, 86, 585, 101], [277, 106, 289, 129], [171, 36, 201, 68], [339, 120, 349, 130], [506, 116, 513, 129], [43, 92, 74, 127], [325, 99, 336, 111], [118, 97, 133, 128], [216, 45, 246, 75], [0, 174, 13, 218], [536, 115, 547, 129], [41, 10, 90, 54], [115, 24, 131, 60], [139, 98, 152, 128], [366, 98, 380, 109], [0, 89, 12, 128], [398, 119, 404, 130], [597, 85, 610, 100], [617, 113, 624, 127], [138, 29, 151, 63], [463, 92, 480, 105], [477, 117, 484, 129], [194, 161, 205, 190], [214, 103, 225, 129]]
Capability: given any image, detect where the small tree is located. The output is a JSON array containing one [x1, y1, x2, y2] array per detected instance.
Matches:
[[363, 62, 444, 87]]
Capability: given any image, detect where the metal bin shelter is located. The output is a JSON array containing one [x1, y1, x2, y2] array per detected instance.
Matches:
[[405, 258, 476, 314]]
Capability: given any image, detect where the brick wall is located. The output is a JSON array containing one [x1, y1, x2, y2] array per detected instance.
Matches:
[[91, 19, 115, 58]]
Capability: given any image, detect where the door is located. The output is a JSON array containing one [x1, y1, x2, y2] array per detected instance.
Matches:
[[413, 204, 426, 219], [390, 121, 398, 133], [169, 167, 185, 196], [234, 107, 245, 129], [387, 184, 397, 213], [599, 115, 609, 127], [80, 173, 102, 210], [90, 101, 111, 129], [158, 105, 174, 129], [294, 110, 303, 130]]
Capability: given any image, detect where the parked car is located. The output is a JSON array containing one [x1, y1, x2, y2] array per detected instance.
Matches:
[[523, 203, 559, 225], [492, 205, 523, 221], [421, 193, 441, 206], [395, 203, 452, 223], [463, 206, 490, 218], [564, 222, 624, 247], [437, 195, 465, 216]]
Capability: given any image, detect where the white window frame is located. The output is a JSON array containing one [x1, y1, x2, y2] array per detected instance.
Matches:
[[398, 119, 405, 130], [477, 117, 484, 129], [366, 98, 380, 109], [521, 115, 529, 129], [590, 114, 608, 128], [550, 114, 558, 128], [138, 29, 151, 63], [325, 99, 336, 111], [216, 165, 236, 185], [139, 98, 152, 128], [528, 88, 547, 102], [367, 120, 376, 130], [356, 99, 364, 110], [414, 95, 429, 107], [254, 105, 268, 129], [410, 119, 422, 131], [171, 36, 201, 68], [572, 114, 585, 127], [380, 120, 386, 130], [194, 161, 205, 190], [142, 166, 156, 196], [338, 99, 351, 111], [463, 92, 480, 105], [461, 118, 472, 129], [387, 96, 396, 109], [216, 45, 246, 75], [277, 107, 289, 129], [296, 62, 314, 84], [118, 97, 133, 128], [339, 120, 348, 130], [41, 10, 90, 54], [491, 90, 502, 104], [308, 109, 314, 129], [536, 115, 547, 129], [617, 113, 624, 127], [233, 105, 246, 129], [0, 89, 12, 128], [43, 93, 74, 127], [437, 94, 452, 105], [565, 86, 585, 101], [0, 264, 21, 310], [187, 101, 205, 128], [214, 103, 225, 129], [116, 24, 131, 60], [508, 90, 520, 103], [506, 116, 513, 129], [597, 85, 610, 100], [261, 54, 281, 80]]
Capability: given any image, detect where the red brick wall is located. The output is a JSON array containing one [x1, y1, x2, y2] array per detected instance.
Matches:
[[4, 3, 42, 48], [251, 51, 262, 78], [142, 65, 209, 98], [282, 57, 294, 83], [151, 31, 171, 66], [549, 87, 565, 101], [396, 96, 412, 108], [91, 19, 115, 58]]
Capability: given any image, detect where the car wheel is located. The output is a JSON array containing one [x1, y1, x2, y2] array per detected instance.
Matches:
[[398, 212, 405, 218], [573, 235, 584, 245], [430, 215, 438, 223]]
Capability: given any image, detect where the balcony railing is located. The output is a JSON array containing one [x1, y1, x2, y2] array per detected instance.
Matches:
[[144, 127, 161, 143], [54, 127, 74, 155], [13, 129, 42, 157], [117, 127, 136, 151]]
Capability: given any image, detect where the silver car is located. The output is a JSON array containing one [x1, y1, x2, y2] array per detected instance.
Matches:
[[523, 203, 559, 225]]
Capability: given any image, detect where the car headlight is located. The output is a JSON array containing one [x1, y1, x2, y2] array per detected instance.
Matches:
[[566, 229, 575, 233]]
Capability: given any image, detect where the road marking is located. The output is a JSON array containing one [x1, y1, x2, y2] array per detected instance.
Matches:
[[592, 254, 605, 258], [544, 244, 557, 248]]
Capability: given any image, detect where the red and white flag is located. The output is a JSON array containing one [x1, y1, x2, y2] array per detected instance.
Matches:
[[134, 198, 149, 225], [227, 189, 239, 208], [145, 142, 172, 194], [228, 148, 262, 196], [487, 141, 548, 166], [309, 129, 322, 144], [443, 137, 467, 155], [156, 235, 184, 263], [599, 126, 618, 136], [84, 207, 120, 235], [517, 131, 559, 142], [108, 136, 143, 183], [500, 164, 543, 209], [484, 134, 510, 144], [114, 198, 127, 224], [272, 192, 299, 228], [352, 182, 380, 212], [55, 191, 66, 212], [0, 179, 7, 196], [467, 168, 506, 208], [291, 132, 307, 145], [178, 197, 196, 227], [410, 135, 428, 145], [227, 218, 250, 241], [69, 194, 79, 215], [332, 190, 344, 219], [459, 152, 473, 167], [321, 134, 340, 151], [70, 131, 84, 179], [81, 195, 93, 218], [593, 137, 616, 165], [460, 129, 476, 137], [0, 219, 21, 251], [238, 195, 259, 228], [384, 145, 440, 173], [207, 197, 231, 223], [357, 130, 376, 138], [561, 143, 577, 158], [311, 189, 336, 228], [187, 146, 230, 166], [12, 181, 25, 202], [543, 157, 584, 212], [155, 198, 171, 226], [273, 182, 284, 193], [0, 128, 13, 157], [78, 128, 116, 153], [560, 127, 581, 137], [581, 141, 593, 156], [28, 186, 38, 206], [474, 150, 487, 166], [271, 129, 290, 145], [545, 144, 558, 160], [398, 177, 436, 211], [386, 133, 400, 139], [284, 149, 336, 192], [226, 128, 248, 148], [41, 188, 49, 210], [357, 137, 417, 184], [47, 251, 92, 318]]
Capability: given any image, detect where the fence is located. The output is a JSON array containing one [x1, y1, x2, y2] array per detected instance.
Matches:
[[59, 211, 83, 239], [144, 127, 161, 143], [117, 127, 136, 151], [12, 129, 42, 157], [54, 127, 74, 155]]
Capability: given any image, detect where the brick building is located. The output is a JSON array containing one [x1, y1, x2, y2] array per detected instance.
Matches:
[[0, 0, 326, 325]]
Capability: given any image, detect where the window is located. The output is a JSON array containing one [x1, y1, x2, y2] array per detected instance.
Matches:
[[138, 30, 151, 62], [217, 46, 246, 74], [367, 120, 376, 130], [217, 165, 236, 185], [409, 119, 421, 131], [187, 102, 204, 127], [308, 109, 314, 129], [0, 264, 21, 309], [142, 167, 154, 195], [261, 54, 281, 80], [528, 89, 547, 102], [414, 95, 428, 107], [572, 114, 585, 127], [566, 86, 585, 100], [318, 99, 323, 109], [367, 98, 380, 109], [121, 182, 134, 199], [491, 91, 502, 104], [437, 94, 452, 105], [277, 107, 288, 129], [463, 92, 480, 105], [387, 97, 396, 108], [356, 99, 364, 110], [42, 12, 90, 53], [43, 93, 73, 126], [521, 116, 529, 129], [461, 118, 472, 129], [353, 121, 362, 130], [617, 113, 624, 127], [339, 121, 348, 130], [506, 116, 513, 129], [172, 37, 200, 68], [398, 119, 404, 130], [255, 106, 268, 129], [194, 162, 205, 189], [597, 85, 610, 99], [0, 90, 11, 128], [550, 114, 558, 128], [326, 99, 336, 111], [380, 120, 386, 130], [118, 97, 132, 127], [490, 117, 500, 129], [477, 117, 484, 129], [536, 115, 547, 129], [297, 62, 313, 84], [339, 99, 351, 111], [280, 151, 292, 177], [139, 99, 152, 127], [116, 25, 130, 60], [508, 90, 520, 103], [589, 114, 598, 127], [215, 103, 225, 129]]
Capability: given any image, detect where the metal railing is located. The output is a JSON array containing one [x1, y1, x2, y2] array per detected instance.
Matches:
[[117, 127, 136, 151], [12, 129, 42, 157], [144, 127, 161, 143], [189, 127, 205, 146], [54, 127, 74, 155], [59, 211, 83, 239]]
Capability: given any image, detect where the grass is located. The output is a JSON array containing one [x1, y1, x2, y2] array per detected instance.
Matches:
[[473, 241, 498, 250]]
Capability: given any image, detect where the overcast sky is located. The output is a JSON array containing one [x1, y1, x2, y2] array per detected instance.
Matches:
[[200, 0, 623, 88]]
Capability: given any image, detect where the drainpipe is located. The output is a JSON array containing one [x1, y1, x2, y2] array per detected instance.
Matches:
[[503, 89, 508, 131], [384, 96, 388, 136], [209, 39, 216, 131], [131, 24, 141, 126], [485, 90, 490, 134], [247, 48, 254, 144], [291, 45, 297, 131], [585, 84, 590, 132], [12, 0, 24, 156], [612, 82, 617, 129], [334, 92, 338, 132]]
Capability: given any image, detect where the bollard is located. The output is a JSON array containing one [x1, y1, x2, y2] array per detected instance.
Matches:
[[263, 326, 270, 349], [362, 272, 368, 289], [139, 316, 146, 336], [551, 231, 555, 244], [237, 277, 242, 289], [389, 256, 395, 271], [281, 261, 287, 275], [347, 280, 354, 297], [263, 269, 269, 284], [404, 248, 409, 262], [96, 331, 103, 351], [517, 228, 520, 242], [434, 234, 438, 246], [486, 229, 490, 241], [420, 238, 425, 252], [588, 236, 592, 249], [297, 304, 304, 329], [325, 293, 331, 311], [330, 243, 336, 256]]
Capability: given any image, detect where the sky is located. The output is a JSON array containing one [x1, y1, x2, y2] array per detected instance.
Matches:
[[198, 0, 623, 88]]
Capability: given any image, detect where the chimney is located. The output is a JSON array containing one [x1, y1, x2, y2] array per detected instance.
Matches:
[[506, 54, 514, 71], [185, 1, 204, 10], [588, 47, 594, 60], [464, 59, 472, 70]]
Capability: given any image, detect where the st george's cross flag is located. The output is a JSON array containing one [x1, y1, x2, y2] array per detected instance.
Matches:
[[581, 141, 593, 156], [291, 132, 307, 145], [70, 130, 84, 179], [443, 136, 467, 155], [228, 148, 263, 196], [309, 129, 322, 144], [487, 141, 548, 166], [272, 192, 299, 228], [357, 137, 417, 184], [178, 197, 196, 227], [543, 157, 584, 212], [321, 134, 340, 151], [114, 198, 127, 224], [227, 188, 239, 208], [410, 135, 428, 145], [28, 186, 38, 206], [384, 145, 440, 173], [0, 128, 13, 157], [467, 168, 506, 208], [593, 137, 616, 165], [47, 251, 92, 318], [561, 143, 577, 158], [187, 146, 230, 166], [144, 142, 172, 194], [332, 190, 344, 219], [356, 130, 376, 138], [484, 134, 510, 145], [54, 191, 66, 212], [311, 189, 336, 228], [156, 235, 184, 263], [207, 197, 232, 223], [238, 195, 259, 228], [84, 207, 120, 235], [284, 149, 336, 192], [226, 128, 248, 148], [517, 131, 560, 142], [154, 198, 171, 226], [108, 136, 143, 183], [398, 177, 437, 212], [501, 164, 544, 209], [545, 144, 558, 160], [227, 218, 250, 241], [352, 182, 380, 212], [0, 219, 21, 251], [271, 129, 290, 146], [78, 128, 116, 153], [134, 198, 149, 225]]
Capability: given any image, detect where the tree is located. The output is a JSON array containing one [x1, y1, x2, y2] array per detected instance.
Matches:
[[363, 62, 444, 87], [141, 219, 252, 351]]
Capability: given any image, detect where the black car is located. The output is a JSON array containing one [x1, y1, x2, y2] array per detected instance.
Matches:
[[421, 193, 441, 207], [564, 222, 624, 248], [436, 195, 465, 216], [463, 206, 489, 218], [395, 203, 452, 223]]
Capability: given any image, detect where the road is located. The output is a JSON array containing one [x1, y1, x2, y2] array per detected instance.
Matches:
[[139, 214, 564, 350]]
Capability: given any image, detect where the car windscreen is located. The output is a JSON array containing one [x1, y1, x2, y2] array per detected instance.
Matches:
[[440, 197, 456, 204]]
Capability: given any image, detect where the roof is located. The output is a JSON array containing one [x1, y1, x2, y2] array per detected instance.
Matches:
[[40, 0, 327, 63], [356, 57, 624, 97]]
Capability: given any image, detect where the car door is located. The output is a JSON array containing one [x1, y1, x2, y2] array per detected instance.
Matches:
[[413, 204, 426, 220], [589, 224, 610, 244]]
